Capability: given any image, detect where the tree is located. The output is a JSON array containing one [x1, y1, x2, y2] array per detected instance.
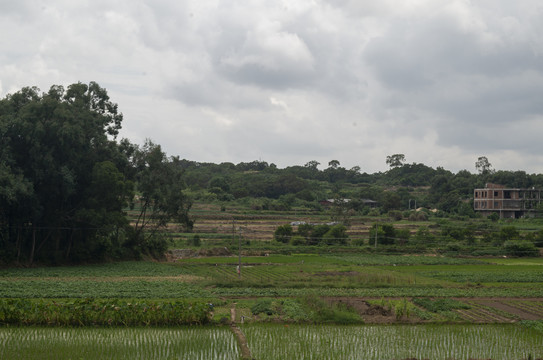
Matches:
[[304, 160, 320, 170], [369, 223, 396, 245], [323, 224, 348, 245], [381, 192, 401, 212], [328, 160, 340, 169], [274, 224, 293, 243], [0, 82, 130, 264], [386, 154, 406, 169], [130, 141, 193, 257], [475, 156, 493, 175]]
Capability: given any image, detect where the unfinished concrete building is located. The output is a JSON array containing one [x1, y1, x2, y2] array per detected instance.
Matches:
[[473, 183, 543, 218]]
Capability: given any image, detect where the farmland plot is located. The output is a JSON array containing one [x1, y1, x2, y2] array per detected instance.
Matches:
[[243, 324, 543, 360], [0, 327, 239, 360]]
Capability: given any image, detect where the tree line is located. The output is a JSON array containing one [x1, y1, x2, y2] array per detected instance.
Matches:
[[178, 156, 543, 216], [0, 83, 191, 265]]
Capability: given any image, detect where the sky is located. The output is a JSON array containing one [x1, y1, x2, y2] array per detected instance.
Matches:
[[2, 0, 543, 174]]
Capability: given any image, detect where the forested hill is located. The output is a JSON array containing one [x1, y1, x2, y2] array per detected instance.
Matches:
[[177, 158, 543, 214]]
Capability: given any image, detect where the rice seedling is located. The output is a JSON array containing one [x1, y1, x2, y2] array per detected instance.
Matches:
[[0, 327, 239, 360], [243, 324, 543, 360]]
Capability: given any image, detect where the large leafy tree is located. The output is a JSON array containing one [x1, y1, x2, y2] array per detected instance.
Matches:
[[0, 82, 132, 264], [129, 140, 193, 258]]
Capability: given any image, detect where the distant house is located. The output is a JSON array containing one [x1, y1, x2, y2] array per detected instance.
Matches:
[[319, 198, 351, 207], [473, 183, 543, 218], [361, 199, 378, 208]]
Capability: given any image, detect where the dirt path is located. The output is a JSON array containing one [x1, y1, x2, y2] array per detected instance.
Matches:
[[230, 305, 254, 360]]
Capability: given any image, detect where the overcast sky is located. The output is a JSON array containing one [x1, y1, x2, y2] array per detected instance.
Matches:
[[2, 0, 543, 174]]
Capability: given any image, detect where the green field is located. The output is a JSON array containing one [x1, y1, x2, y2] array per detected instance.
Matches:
[[2, 253, 543, 359], [2, 255, 542, 298], [244, 323, 543, 360], [0, 324, 541, 360], [0, 327, 239, 360]]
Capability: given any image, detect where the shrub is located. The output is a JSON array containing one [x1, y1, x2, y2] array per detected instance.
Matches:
[[395, 228, 411, 245], [369, 223, 396, 245], [323, 225, 348, 245], [290, 236, 306, 246], [274, 224, 293, 243], [187, 235, 201, 247], [0, 299, 211, 326], [302, 295, 362, 324], [488, 212, 500, 221], [503, 241, 539, 257], [388, 210, 403, 221], [251, 299, 275, 316]]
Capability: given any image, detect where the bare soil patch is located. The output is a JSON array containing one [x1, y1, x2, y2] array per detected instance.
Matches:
[[326, 297, 543, 324]]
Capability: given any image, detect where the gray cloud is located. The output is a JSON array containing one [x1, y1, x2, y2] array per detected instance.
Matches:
[[2, 0, 543, 173]]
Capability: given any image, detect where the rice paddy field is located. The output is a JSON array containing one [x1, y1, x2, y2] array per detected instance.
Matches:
[[0, 324, 541, 360], [0, 327, 239, 360], [243, 323, 543, 360]]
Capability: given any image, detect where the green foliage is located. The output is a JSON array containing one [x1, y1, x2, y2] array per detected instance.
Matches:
[[290, 236, 306, 246], [369, 223, 396, 245], [302, 295, 363, 324], [388, 210, 403, 221], [412, 298, 470, 313], [503, 240, 539, 257], [280, 299, 310, 322], [251, 299, 275, 316], [0, 298, 211, 326], [188, 235, 201, 247], [0, 82, 133, 264], [323, 225, 348, 245], [488, 212, 500, 221], [274, 224, 293, 243]]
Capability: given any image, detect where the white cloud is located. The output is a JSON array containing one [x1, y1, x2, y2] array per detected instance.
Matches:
[[2, 0, 543, 173]]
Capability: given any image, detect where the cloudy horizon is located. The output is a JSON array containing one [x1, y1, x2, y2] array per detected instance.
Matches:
[[2, 0, 543, 174]]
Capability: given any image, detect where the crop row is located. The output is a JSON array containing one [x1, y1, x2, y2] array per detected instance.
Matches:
[[0, 299, 212, 326], [0, 327, 239, 360], [456, 302, 516, 323], [503, 300, 543, 317], [242, 324, 543, 360], [1, 324, 542, 360]]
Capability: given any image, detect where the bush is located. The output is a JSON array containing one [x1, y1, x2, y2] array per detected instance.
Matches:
[[274, 224, 293, 243], [290, 236, 306, 246], [302, 295, 362, 324], [0, 298, 211, 326], [488, 212, 500, 221], [187, 235, 201, 247], [323, 225, 348, 245], [369, 223, 396, 245], [503, 241, 539, 257], [408, 211, 428, 221], [388, 210, 403, 221], [251, 299, 275, 316]]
